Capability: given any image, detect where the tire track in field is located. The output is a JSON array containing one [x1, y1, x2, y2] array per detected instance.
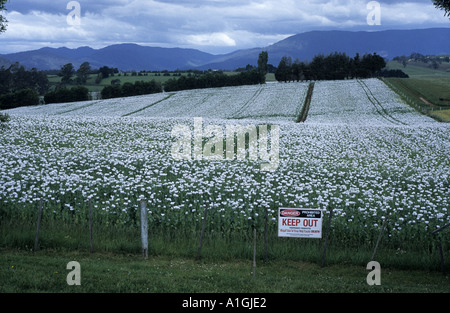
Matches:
[[357, 80, 407, 126], [122, 93, 175, 117], [56, 101, 103, 115], [230, 85, 265, 119]]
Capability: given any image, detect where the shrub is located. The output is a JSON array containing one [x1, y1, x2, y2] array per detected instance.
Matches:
[[101, 85, 122, 99], [44, 86, 89, 104], [0, 112, 10, 123], [0, 89, 39, 110], [379, 69, 409, 78]]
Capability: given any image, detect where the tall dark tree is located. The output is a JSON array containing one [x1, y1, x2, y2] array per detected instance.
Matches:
[[275, 56, 292, 82], [257, 51, 268, 83], [360, 53, 386, 77], [76, 62, 91, 85], [310, 54, 325, 80], [99, 66, 112, 79], [432, 0, 450, 17], [351, 53, 361, 78], [291, 59, 306, 82], [31, 68, 50, 95], [60, 63, 75, 85]]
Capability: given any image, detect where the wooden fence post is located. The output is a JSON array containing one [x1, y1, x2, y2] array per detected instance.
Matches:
[[432, 223, 449, 275], [196, 206, 208, 260], [140, 200, 148, 259], [321, 207, 333, 267], [33, 199, 43, 252], [89, 199, 94, 253], [264, 207, 268, 262], [253, 228, 257, 280], [371, 217, 388, 262]]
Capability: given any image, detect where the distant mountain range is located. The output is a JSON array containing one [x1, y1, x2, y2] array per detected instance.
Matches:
[[1, 28, 449, 71]]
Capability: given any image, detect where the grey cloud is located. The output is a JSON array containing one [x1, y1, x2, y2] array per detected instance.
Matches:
[[1, 0, 448, 54]]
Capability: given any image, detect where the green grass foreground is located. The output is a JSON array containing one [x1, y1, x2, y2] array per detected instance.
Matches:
[[1, 248, 448, 293]]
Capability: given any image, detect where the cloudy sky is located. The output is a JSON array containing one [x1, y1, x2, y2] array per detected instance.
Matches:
[[0, 0, 449, 54]]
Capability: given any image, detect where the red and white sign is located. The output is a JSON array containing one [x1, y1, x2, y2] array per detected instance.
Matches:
[[278, 208, 323, 238]]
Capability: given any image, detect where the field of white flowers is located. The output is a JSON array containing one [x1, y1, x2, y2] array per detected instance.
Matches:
[[7, 82, 307, 121], [1, 78, 449, 260]]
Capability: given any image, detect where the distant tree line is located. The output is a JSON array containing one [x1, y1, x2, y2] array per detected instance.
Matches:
[[0, 63, 49, 109], [163, 51, 268, 92], [393, 52, 449, 70], [163, 70, 265, 92], [101, 80, 163, 99], [275, 52, 390, 82]]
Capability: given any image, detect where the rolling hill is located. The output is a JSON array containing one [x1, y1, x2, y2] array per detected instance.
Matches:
[[1, 28, 449, 71]]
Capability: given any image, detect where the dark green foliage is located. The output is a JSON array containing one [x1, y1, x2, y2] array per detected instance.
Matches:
[[257, 50, 269, 79], [163, 70, 264, 92], [275, 52, 387, 82], [97, 66, 119, 82], [0, 112, 10, 123], [101, 80, 162, 99], [275, 56, 293, 82], [101, 85, 122, 99], [59, 63, 75, 85], [379, 69, 409, 78], [0, 63, 49, 96], [433, 0, 450, 16], [0, 89, 39, 109], [44, 86, 89, 104], [76, 62, 91, 84]]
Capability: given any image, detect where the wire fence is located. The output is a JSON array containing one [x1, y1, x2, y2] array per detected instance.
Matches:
[[24, 197, 448, 274]]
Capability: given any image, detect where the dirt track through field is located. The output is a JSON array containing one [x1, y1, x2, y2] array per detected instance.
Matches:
[[297, 82, 314, 123], [231, 84, 265, 119]]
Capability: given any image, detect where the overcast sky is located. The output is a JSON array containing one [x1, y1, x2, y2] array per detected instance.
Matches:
[[0, 0, 449, 54]]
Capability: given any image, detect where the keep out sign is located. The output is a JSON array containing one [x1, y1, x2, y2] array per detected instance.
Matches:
[[278, 208, 323, 238]]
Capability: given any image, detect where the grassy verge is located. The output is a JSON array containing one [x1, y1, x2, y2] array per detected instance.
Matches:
[[1, 248, 448, 293], [429, 109, 450, 123], [1, 217, 447, 273], [382, 77, 450, 122], [385, 61, 450, 79]]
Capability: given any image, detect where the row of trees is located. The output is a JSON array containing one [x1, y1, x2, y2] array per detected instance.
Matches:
[[164, 51, 268, 92], [275, 52, 388, 82], [59, 62, 119, 85], [163, 70, 265, 92], [101, 80, 163, 99], [393, 53, 450, 70], [44, 86, 90, 104]]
